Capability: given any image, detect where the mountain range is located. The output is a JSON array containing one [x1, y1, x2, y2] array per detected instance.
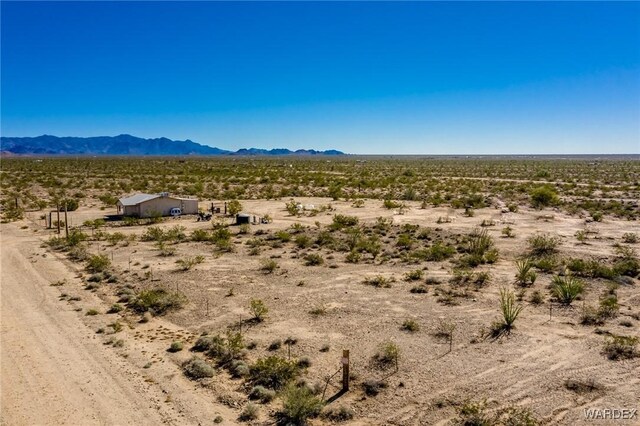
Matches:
[[0, 134, 345, 156]]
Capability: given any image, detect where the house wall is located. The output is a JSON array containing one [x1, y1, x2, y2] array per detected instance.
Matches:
[[138, 197, 198, 217]]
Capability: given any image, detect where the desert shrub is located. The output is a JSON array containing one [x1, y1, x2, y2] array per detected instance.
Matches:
[[528, 234, 560, 257], [239, 402, 259, 421], [231, 360, 250, 378], [249, 298, 268, 322], [458, 229, 498, 267], [276, 230, 291, 242], [66, 230, 88, 247], [383, 199, 402, 209], [279, 384, 324, 425], [533, 255, 559, 273], [362, 379, 387, 396], [529, 290, 544, 305], [433, 318, 457, 339], [373, 341, 399, 368], [168, 341, 184, 352], [141, 226, 166, 242], [396, 233, 414, 249], [192, 334, 225, 352], [329, 214, 359, 231], [551, 275, 584, 305], [613, 245, 640, 277], [322, 405, 355, 422], [452, 400, 491, 426], [227, 199, 242, 216], [260, 258, 279, 273], [107, 303, 123, 314], [248, 385, 275, 403], [401, 319, 420, 332], [304, 253, 324, 266], [515, 259, 537, 286], [87, 254, 111, 273], [182, 356, 215, 379], [190, 229, 212, 242], [602, 335, 639, 360], [363, 275, 392, 288], [85, 308, 99, 316], [412, 241, 456, 262], [530, 185, 559, 208], [295, 234, 312, 248], [501, 226, 515, 238], [345, 250, 361, 263], [268, 339, 282, 351], [175, 255, 204, 271], [622, 233, 638, 244], [249, 356, 300, 389], [129, 289, 187, 315], [404, 269, 424, 281]]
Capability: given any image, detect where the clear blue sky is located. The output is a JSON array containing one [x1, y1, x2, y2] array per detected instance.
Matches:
[[2, 1, 639, 154]]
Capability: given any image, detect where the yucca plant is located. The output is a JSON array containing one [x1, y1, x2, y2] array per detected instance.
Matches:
[[552, 275, 584, 305], [499, 288, 523, 330], [515, 259, 537, 286]]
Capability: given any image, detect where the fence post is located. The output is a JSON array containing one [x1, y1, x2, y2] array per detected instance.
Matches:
[[64, 203, 68, 238], [342, 349, 350, 391]]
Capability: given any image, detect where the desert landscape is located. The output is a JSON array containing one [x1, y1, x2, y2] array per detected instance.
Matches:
[[1, 156, 639, 425]]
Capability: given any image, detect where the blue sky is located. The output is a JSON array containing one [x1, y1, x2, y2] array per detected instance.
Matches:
[[2, 1, 639, 154]]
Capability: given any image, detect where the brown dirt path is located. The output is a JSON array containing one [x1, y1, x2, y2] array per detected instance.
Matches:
[[0, 223, 235, 425]]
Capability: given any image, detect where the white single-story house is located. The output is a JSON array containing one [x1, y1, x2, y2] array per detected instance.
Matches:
[[116, 193, 198, 218]]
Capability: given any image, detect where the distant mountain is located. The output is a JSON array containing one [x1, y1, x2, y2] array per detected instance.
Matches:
[[0, 134, 345, 156]]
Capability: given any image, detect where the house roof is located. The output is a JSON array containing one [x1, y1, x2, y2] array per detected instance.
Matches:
[[117, 193, 198, 206], [117, 193, 160, 206]]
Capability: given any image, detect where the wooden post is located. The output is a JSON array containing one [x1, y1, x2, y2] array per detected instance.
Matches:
[[342, 349, 350, 391], [206, 298, 209, 317], [48, 211, 52, 229], [549, 302, 552, 320], [128, 256, 131, 271], [224, 202, 227, 215], [449, 331, 453, 353], [56, 203, 61, 234], [64, 202, 69, 238]]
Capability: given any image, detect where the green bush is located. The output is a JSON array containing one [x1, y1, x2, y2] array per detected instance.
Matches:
[[551, 275, 584, 305], [530, 185, 559, 208], [528, 234, 560, 258], [304, 253, 324, 266], [249, 356, 300, 389], [129, 289, 187, 315], [87, 254, 111, 272], [260, 258, 279, 273], [249, 298, 268, 321], [373, 341, 400, 368], [279, 384, 324, 425]]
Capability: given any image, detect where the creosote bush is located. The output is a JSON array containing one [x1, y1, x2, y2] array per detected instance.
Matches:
[[249, 298, 268, 322], [129, 288, 187, 315], [249, 355, 300, 390], [279, 384, 324, 425]]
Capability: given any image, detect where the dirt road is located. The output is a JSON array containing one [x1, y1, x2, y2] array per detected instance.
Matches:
[[0, 224, 232, 425]]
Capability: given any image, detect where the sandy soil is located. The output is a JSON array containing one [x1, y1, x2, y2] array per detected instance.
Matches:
[[3, 197, 639, 425], [0, 223, 237, 425]]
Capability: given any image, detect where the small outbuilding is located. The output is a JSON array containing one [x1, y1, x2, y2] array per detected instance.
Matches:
[[236, 213, 251, 225], [116, 192, 198, 218]]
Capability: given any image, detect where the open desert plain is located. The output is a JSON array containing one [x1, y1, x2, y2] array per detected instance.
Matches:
[[1, 156, 639, 425]]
